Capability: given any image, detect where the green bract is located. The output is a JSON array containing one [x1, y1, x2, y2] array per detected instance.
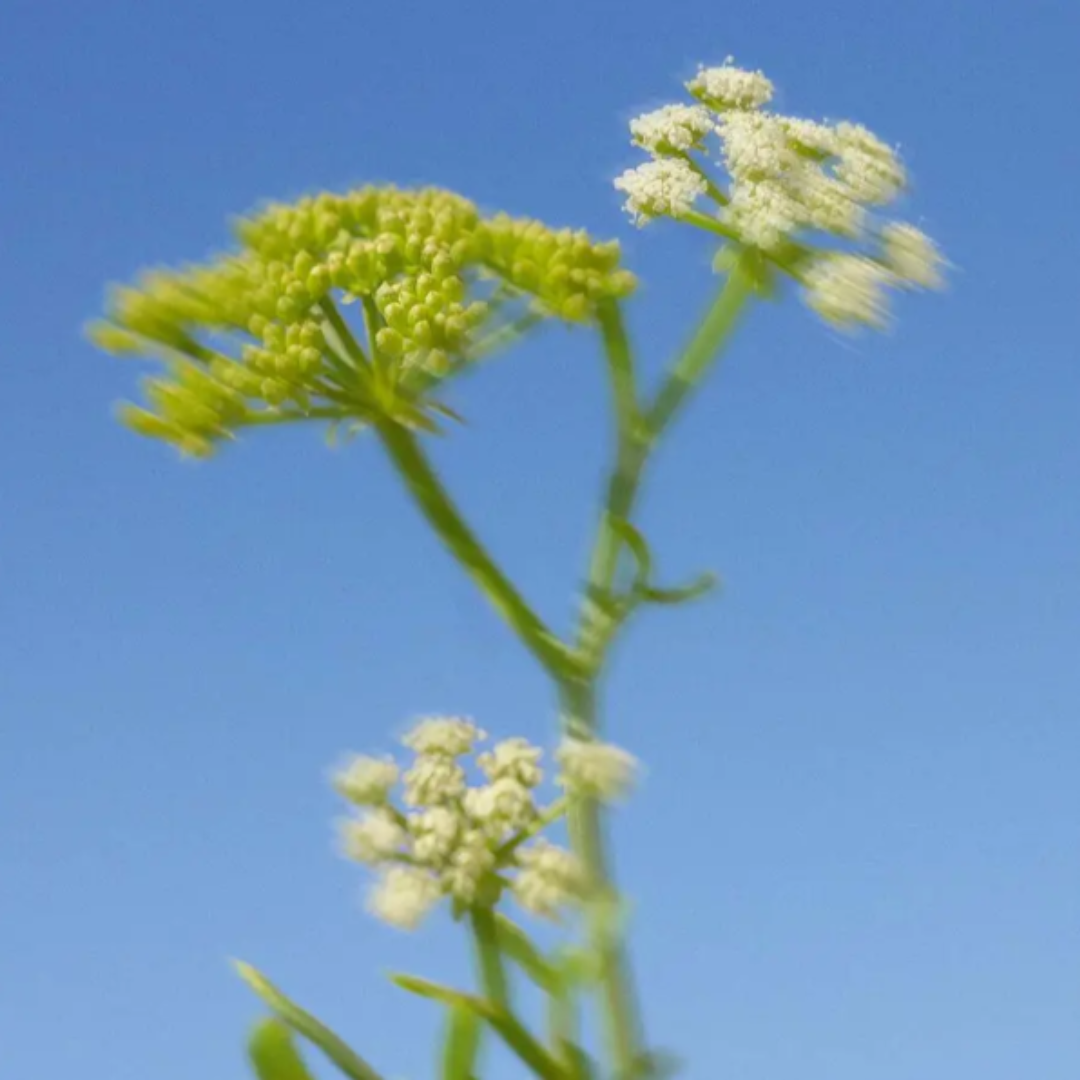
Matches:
[[88, 186, 636, 457]]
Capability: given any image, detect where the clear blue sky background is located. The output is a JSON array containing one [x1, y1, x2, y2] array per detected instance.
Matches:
[[2, 1, 1078, 1078]]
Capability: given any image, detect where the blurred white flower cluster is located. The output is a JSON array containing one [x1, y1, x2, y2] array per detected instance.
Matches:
[[614, 58, 946, 329], [331, 716, 636, 930]]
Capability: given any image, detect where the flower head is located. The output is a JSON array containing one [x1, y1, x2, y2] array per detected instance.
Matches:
[[89, 187, 637, 457], [367, 866, 442, 931], [512, 839, 587, 920], [614, 159, 707, 226], [630, 104, 714, 154], [687, 60, 774, 111], [803, 254, 894, 331], [332, 755, 399, 806], [880, 223, 945, 289], [614, 58, 945, 329], [556, 737, 638, 801]]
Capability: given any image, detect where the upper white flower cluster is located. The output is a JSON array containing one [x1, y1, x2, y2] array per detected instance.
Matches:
[[331, 716, 636, 930], [614, 58, 945, 330]]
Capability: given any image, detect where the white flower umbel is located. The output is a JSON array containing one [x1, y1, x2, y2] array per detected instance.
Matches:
[[464, 776, 537, 834], [687, 59, 774, 111], [512, 839, 587, 920], [477, 737, 543, 787], [409, 805, 460, 865], [881, 223, 945, 289], [615, 159, 707, 226], [803, 254, 894, 331], [402, 715, 486, 757], [332, 755, 399, 806], [403, 754, 466, 808], [613, 58, 946, 329], [630, 104, 714, 154], [366, 866, 442, 931], [339, 810, 407, 865], [834, 122, 906, 206], [556, 737, 638, 801], [443, 829, 497, 903]]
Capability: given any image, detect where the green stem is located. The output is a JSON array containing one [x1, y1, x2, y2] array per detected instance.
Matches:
[[375, 419, 580, 682], [562, 269, 756, 1075], [469, 904, 511, 1012]]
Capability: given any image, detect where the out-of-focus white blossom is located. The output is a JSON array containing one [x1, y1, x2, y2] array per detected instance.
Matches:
[[512, 839, 587, 919], [443, 829, 497, 903], [478, 737, 543, 787], [403, 754, 466, 807], [881, 223, 945, 289], [687, 60, 774, 111], [803, 254, 894, 330], [834, 122, 906, 206], [409, 805, 460, 865], [332, 755, 399, 806], [630, 104, 714, 154], [338, 810, 406, 865], [556, 738, 637, 801], [464, 776, 537, 833], [366, 866, 441, 931], [614, 159, 707, 226], [402, 715, 486, 757]]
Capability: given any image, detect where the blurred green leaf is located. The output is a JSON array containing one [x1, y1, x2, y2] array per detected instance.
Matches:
[[494, 914, 558, 994], [235, 961, 384, 1080], [247, 1017, 318, 1080], [441, 1002, 482, 1080], [391, 973, 568, 1080]]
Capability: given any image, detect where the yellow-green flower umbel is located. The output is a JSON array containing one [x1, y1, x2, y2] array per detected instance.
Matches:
[[88, 186, 636, 456]]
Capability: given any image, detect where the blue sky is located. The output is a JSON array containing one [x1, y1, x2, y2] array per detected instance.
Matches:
[[2, 1, 1079, 1078]]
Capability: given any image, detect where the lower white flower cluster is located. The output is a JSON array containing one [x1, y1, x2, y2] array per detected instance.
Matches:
[[614, 58, 946, 330], [331, 716, 636, 930]]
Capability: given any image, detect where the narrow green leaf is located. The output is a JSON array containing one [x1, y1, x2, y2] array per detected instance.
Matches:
[[638, 570, 719, 607], [441, 1003, 482, 1080], [391, 974, 568, 1080], [558, 1039, 597, 1080], [493, 914, 559, 994], [247, 1018, 318, 1080], [235, 962, 385, 1080]]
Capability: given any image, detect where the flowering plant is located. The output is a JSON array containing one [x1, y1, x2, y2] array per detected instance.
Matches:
[[89, 59, 944, 1080]]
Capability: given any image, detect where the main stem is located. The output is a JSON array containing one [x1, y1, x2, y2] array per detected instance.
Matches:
[[569, 264, 756, 1076]]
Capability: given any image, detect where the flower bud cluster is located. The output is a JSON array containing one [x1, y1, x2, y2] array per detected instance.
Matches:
[[615, 57, 945, 330], [331, 716, 636, 931], [89, 187, 637, 456]]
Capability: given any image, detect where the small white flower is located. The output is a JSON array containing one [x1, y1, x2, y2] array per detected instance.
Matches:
[[477, 737, 544, 787], [614, 159, 707, 226], [798, 173, 865, 239], [443, 829, 496, 902], [688, 59, 774, 111], [781, 117, 840, 157], [556, 738, 637, 801], [409, 805, 461, 865], [403, 754, 466, 807], [512, 839, 586, 919], [630, 103, 714, 154], [880, 223, 945, 289], [803, 254, 894, 330], [402, 715, 486, 757], [366, 866, 441, 931], [332, 755, 399, 806], [717, 110, 795, 181], [834, 122, 905, 206], [464, 776, 537, 833], [339, 810, 407, 865], [724, 180, 804, 251]]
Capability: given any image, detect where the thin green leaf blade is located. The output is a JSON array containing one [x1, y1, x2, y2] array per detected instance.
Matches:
[[441, 1002, 482, 1080], [247, 1017, 318, 1080], [235, 961, 385, 1080], [494, 914, 559, 994], [391, 973, 568, 1080]]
